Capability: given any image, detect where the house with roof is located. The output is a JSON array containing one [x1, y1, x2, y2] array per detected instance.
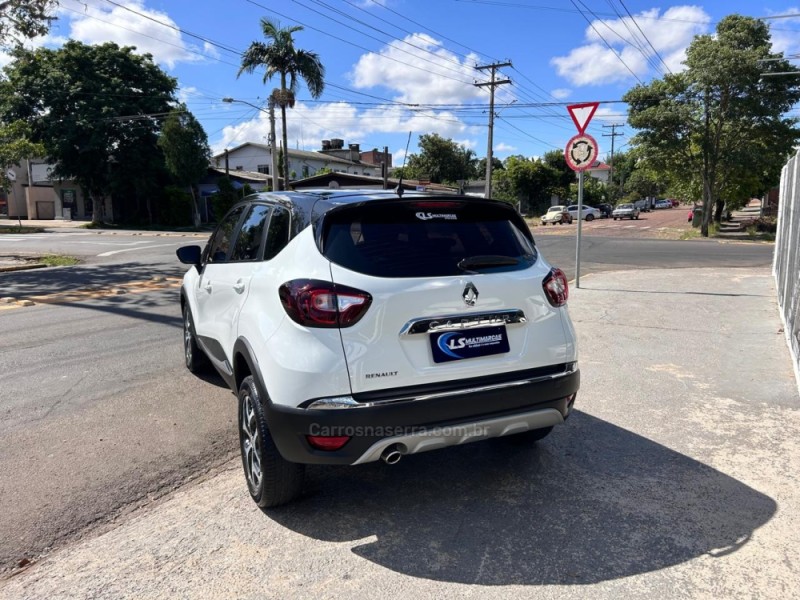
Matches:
[[586, 160, 612, 184], [212, 140, 382, 183], [2, 160, 101, 221]]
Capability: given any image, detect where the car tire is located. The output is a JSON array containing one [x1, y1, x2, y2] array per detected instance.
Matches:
[[238, 375, 305, 508], [183, 304, 209, 374], [635, 215, 639, 220], [586, 214, 595, 222], [613, 217, 617, 220]]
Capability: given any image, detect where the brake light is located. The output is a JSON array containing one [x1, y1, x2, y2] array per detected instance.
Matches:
[[306, 435, 351, 451], [279, 279, 372, 328], [543, 268, 569, 307]]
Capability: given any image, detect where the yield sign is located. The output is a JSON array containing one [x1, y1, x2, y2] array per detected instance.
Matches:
[[567, 102, 599, 134]]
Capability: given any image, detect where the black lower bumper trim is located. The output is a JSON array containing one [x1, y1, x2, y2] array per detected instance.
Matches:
[[263, 369, 579, 465]]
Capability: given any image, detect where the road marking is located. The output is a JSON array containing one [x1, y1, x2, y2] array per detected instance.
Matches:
[[623, 225, 636, 228], [641, 226, 651, 230], [73, 241, 154, 247], [97, 243, 180, 257]]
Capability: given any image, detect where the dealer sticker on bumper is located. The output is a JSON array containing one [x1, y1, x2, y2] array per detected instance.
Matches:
[[430, 326, 510, 363]]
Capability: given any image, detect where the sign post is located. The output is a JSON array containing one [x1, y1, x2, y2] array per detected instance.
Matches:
[[565, 102, 600, 288]]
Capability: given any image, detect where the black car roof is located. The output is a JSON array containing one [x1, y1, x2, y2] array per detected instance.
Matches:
[[244, 189, 510, 233]]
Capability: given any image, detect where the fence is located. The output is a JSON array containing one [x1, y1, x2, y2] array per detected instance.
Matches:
[[774, 148, 800, 393]]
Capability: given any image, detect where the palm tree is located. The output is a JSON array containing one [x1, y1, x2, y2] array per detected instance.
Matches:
[[238, 18, 325, 190]]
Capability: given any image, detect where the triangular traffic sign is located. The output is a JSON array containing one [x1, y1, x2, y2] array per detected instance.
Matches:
[[567, 102, 599, 134]]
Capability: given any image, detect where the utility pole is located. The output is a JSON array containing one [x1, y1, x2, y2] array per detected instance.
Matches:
[[475, 61, 512, 199], [268, 98, 280, 191], [602, 123, 624, 191], [383, 146, 389, 190]]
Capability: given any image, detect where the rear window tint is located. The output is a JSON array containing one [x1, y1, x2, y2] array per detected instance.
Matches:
[[321, 201, 536, 277]]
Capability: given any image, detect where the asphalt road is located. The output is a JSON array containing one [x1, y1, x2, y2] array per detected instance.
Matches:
[[0, 231, 776, 574]]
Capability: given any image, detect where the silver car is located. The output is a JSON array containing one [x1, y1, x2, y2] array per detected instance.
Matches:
[[612, 203, 640, 220]]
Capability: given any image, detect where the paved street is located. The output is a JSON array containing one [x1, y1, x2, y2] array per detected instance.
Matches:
[[2, 266, 797, 599], [0, 230, 780, 580]]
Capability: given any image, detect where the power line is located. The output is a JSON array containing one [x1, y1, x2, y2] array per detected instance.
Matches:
[[570, 0, 643, 83], [618, 0, 672, 74], [475, 61, 512, 197]]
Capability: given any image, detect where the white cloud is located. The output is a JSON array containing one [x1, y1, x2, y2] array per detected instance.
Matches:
[[593, 105, 628, 124], [551, 6, 711, 86], [768, 8, 800, 57], [494, 142, 517, 152], [551, 88, 572, 99], [351, 33, 484, 104], [212, 101, 482, 155], [63, 0, 206, 68]]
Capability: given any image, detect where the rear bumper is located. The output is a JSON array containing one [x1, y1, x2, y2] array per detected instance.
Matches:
[[264, 364, 580, 465]]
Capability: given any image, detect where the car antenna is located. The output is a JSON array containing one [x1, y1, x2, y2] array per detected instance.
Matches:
[[395, 131, 412, 198]]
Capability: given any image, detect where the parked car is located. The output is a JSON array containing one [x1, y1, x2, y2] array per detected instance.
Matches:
[[566, 204, 601, 221], [612, 203, 640, 220], [177, 190, 580, 507], [634, 199, 652, 213], [541, 205, 573, 225], [655, 199, 672, 209], [597, 203, 614, 218], [670, 198, 680, 207]]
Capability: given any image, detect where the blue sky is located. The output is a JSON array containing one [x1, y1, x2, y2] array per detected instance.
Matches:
[[7, 0, 800, 166]]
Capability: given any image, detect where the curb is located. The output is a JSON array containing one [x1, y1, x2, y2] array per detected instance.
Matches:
[[0, 263, 46, 273]]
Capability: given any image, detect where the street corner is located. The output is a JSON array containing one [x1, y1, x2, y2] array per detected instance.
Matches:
[[0, 255, 47, 273]]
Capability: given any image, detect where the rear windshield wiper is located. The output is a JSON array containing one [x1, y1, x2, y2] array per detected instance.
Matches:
[[457, 255, 520, 272]]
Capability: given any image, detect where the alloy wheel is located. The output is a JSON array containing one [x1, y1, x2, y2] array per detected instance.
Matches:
[[241, 393, 263, 491]]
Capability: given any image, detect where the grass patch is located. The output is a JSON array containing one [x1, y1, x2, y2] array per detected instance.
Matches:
[[746, 225, 776, 242], [0, 225, 45, 234], [38, 254, 80, 267]]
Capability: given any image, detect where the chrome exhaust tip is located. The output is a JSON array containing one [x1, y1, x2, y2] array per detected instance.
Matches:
[[381, 445, 403, 465]]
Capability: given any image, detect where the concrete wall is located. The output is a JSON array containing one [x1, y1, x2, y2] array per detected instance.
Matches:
[[4, 162, 97, 220], [774, 148, 800, 394]]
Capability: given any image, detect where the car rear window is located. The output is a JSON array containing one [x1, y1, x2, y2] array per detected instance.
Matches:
[[321, 200, 537, 277]]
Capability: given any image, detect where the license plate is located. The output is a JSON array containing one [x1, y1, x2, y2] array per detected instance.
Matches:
[[430, 326, 510, 363]]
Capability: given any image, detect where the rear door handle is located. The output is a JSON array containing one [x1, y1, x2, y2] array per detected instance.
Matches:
[[233, 279, 245, 294], [203, 281, 212, 293]]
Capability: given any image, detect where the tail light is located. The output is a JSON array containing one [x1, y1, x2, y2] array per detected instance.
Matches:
[[279, 279, 372, 328], [543, 268, 569, 307]]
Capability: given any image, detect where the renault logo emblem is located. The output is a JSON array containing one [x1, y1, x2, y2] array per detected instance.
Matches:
[[462, 282, 479, 306]]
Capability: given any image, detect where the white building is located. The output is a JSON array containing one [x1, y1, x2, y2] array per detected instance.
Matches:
[[212, 142, 382, 182]]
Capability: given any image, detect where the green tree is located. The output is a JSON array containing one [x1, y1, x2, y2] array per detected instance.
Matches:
[[0, 120, 44, 224], [211, 176, 240, 221], [542, 149, 575, 201], [2, 41, 177, 223], [158, 104, 211, 226], [0, 0, 57, 49], [493, 155, 558, 213], [406, 133, 478, 184], [238, 18, 325, 189], [477, 156, 503, 178], [624, 15, 800, 236]]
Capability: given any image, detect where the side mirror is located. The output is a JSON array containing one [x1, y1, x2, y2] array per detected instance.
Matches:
[[176, 245, 202, 269]]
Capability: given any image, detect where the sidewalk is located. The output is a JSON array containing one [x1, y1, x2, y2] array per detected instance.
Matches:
[[2, 267, 799, 599]]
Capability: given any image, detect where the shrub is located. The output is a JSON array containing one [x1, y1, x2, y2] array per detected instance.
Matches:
[[158, 186, 193, 227]]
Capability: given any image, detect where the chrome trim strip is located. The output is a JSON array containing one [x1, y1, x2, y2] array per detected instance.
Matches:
[[305, 367, 575, 410], [399, 309, 527, 336]]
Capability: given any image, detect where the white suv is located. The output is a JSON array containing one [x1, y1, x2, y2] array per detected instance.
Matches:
[[177, 191, 579, 507]]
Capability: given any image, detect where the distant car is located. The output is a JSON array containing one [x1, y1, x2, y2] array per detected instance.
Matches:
[[634, 199, 652, 213], [541, 205, 573, 225], [612, 203, 640, 220], [670, 199, 680, 207], [655, 199, 672, 209], [596, 203, 614, 218], [566, 205, 601, 222]]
